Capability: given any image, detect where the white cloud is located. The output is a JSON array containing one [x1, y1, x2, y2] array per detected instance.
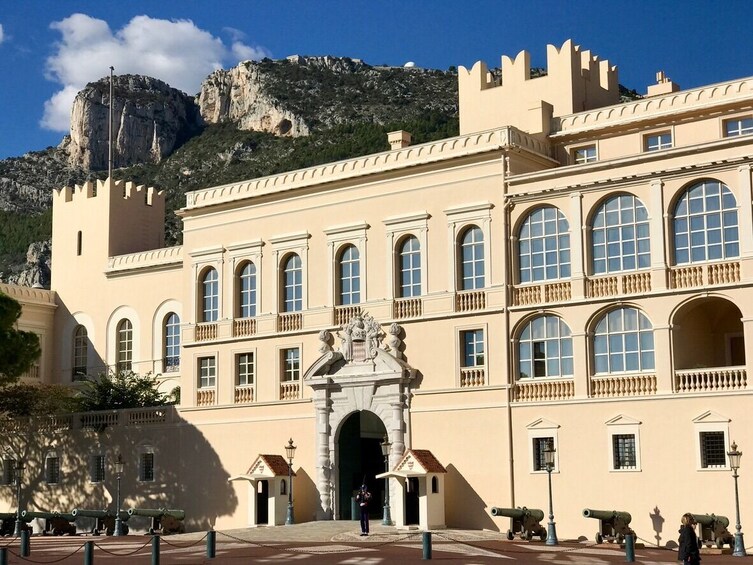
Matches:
[[42, 13, 271, 132], [0, 23, 5, 44]]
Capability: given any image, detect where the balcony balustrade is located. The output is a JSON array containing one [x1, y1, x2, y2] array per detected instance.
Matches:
[[196, 388, 216, 406], [279, 381, 300, 401], [455, 289, 486, 312], [459, 367, 485, 387], [278, 312, 302, 332], [675, 366, 747, 392], [234, 385, 255, 404], [233, 317, 257, 337], [393, 297, 422, 319], [514, 378, 575, 402], [590, 373, 657, 397], [335, 305, 361, 326], [195, 322, 218, 342], [670, 260, 740, 289]]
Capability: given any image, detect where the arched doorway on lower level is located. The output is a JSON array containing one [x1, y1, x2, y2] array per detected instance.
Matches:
[[336, 410, 388, 520]]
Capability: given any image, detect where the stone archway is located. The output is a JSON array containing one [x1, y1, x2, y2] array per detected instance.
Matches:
[[304, 315, 414, 520]]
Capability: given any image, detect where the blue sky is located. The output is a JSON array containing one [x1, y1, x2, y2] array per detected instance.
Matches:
[[1, 0, 753, 160]]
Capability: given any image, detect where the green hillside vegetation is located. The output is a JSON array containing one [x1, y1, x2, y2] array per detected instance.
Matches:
[[0, 209, 52, 273]]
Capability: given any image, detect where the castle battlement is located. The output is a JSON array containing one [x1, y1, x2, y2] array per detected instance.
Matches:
[[54, 178, 164, 207], [458, 40, 620, 136]]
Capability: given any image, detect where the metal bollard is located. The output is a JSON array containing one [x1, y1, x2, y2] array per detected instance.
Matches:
[[624, 533, 635, 562], [84, 540, 94, 565], [20, 529, 30, 557], [152, 535, 160, 565], [0, 547, 6, 565], [207, 529, 216, 558], [422, 531, 432, 560]]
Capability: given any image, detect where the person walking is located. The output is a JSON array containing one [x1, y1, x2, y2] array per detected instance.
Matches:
[[678, 513, 701, 565], [356, 484, 372, 536]]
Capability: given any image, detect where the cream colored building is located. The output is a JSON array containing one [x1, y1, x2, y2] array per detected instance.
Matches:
[[3, 40, 753, 543]]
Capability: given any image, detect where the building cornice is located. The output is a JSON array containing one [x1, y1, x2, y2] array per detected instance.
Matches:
[[0, 284, 56, 307], [105, 246, 183, 276]]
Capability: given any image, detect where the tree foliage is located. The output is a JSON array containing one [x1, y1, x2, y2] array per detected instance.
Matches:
[[0, 383, 75, 417], [0, 292, 41, 385], [76, 370, 172, 412]]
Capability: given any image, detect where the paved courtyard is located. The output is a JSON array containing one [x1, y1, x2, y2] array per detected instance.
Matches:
[[1, 521, 750, 563]]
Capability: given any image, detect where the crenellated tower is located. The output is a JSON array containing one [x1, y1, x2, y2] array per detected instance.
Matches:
[[458, 39, 619, 136]]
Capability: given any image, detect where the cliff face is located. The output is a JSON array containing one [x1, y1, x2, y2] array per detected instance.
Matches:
[[67, 75, 202, 170]]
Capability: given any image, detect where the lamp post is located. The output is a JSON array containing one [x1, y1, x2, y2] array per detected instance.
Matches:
[[12, 461, 25, 537], [381, 435, 392, 526], [543, 440, 558, 546], [728, 441, 746, 557], [285, 438, 296, 525], [113, 453, 125, 536]]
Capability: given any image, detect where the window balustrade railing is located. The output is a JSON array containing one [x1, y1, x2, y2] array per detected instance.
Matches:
[[233, 317, 257, 337], [590, 373, 657, 397], [393, 297, 422, 319], [675, 366, 747, 392], [335, 305, 361, 326], [196, 388, 216, 406], [163, 357, 180, 373], [278, 312, 302, 332], [455, 289, 486, 312], [587, 271, 652, 298], [512, 282, 571, 306], [514, 378, 575, 402], [279, 381, 300, 401], [670, 260, 740, 289], [234, 385, 255, 404], [459, 367, 485, 387], [195, 322, 218, 342]]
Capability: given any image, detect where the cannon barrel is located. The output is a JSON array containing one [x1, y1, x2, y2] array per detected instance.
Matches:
[[582, 508, 632, 524], [0, 512, 17, 520], [71, 509, 129, 521], [691, 513, 730, 528], [491, 506, 545, 522], [21, 511, 57, 523], [127, 508, 185, 520]]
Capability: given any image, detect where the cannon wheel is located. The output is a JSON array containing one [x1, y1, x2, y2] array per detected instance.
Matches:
[[616, 534, 624, 544], [506, 529, 514, 541], [595, 532, 603, 544], [715, 537, 724, 549], [539, 530, 547, 542], [524, 530, 533, 541]]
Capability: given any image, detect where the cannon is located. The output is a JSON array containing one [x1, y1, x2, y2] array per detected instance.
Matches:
[[691, 513, 735, 549], [71, 509, 129, 536], [0, 512, 17, 536], [21, 511, 77, 536], [127, 508, 185, 535], [583, 508, 634, 544], [491, 506, 547, 541]]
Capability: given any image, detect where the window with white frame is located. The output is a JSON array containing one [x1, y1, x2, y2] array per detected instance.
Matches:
[[532, 436, 555, 472], [612, 435, 637, 470], [724, 117, 753, 137], [673, 180, 739, 265], [593, 307, 654, 374], [282, 254, 303, 312], [45, 452, 60, 484], [237, 352, 255, 386], [238, 262, 257, 318], [116, 319, 133, 373], [72, 325, 88, 379], [518, 315, 573, 379], [201, 268, 219, 322], [518, 206, 571, 283], [281, 348, 301, 382], [398, 236, 421, 298], [644, 131, 672, 151], [572, 145, 597, 164], [459, 226, 485, 290], [198, 357, 216, 389], [606, 415, 642, 472], [699, 431, 727, 468], [592, 195, 650, 274], [139, 451, 155, 482], [2, 458, 16, 485], [526, 419, 559, 473], [461, 329, 485, 367], [338, 245, 361, 305], [163, 313, 180, 372], [90, 454, 105, 483]]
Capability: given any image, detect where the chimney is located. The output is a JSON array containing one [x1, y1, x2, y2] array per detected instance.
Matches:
[[387, 130, 412, 150], [647, 70, 680, 97]]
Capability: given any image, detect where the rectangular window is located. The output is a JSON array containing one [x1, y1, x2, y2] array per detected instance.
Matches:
[[572, 145, 597, 164], [90, 455, 105, 483], [700, 431, 727, 468], [532, 437, 554, 471], [45, 456, 60, 484], [139, 453, 155, 482], [644, 131, 672, 151], [237, 353, 255, 386], [2, 459, 16, 485], [612, 434, 637, 470], [198, 357, 216, 388], [461, 330, 485, 367], [282, 348, 301, 382], [725, 117, 753, 137]]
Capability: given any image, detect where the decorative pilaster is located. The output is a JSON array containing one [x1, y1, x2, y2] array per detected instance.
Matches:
[[649, 179, 668, 291], [315, 402, 333, 519]]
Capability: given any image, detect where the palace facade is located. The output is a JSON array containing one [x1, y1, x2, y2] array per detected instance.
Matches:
[[3, 40, 753, 542]]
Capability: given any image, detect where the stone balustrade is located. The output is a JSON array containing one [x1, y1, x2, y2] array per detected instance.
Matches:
[[233, 317, 257, 337], [590, 373, 657, 397], [675, 366, 747, 392], [459, 367, 485, 387], [455, 290, 486, 312], [195, 322, 218, 342], [514, 378, 575, 402], [235, 385, 255, 404], [393, 297, 422, 319], [196, 388, 216, 406], [279, 381, 300, 401], [278, 313, 303, 332], [670, 261, 740, 289]]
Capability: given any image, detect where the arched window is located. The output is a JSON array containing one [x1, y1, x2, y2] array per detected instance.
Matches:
[[460, 226, 484, 290], [518, 207, 570, 283], [72, 325, 88, 379], [338, 245, 360, 305], [282, 254, 302, 312], [238, 262, 257, 318], [674, 180, 740, 265], [592, 195, 650, 274], [518, 315, 573, 379], [674, 180, 739, 264], [398, 236, 421, 298], [280, 478, 287, 495], [116, 319, 133, 373], [594, 307, 654, 374], [164, 313, 180, 371], [431, 476, 439, 494], [201, 268, 219, 322]]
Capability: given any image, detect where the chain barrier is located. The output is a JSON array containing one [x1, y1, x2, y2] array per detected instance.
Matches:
[[92, 538, 153, 557], [215, 529, 423, 554], [159, 532, 208, 548], [6, 543, 84, 564]]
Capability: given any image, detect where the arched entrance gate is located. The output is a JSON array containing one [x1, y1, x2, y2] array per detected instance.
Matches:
[[304, 315, 414, 520]]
